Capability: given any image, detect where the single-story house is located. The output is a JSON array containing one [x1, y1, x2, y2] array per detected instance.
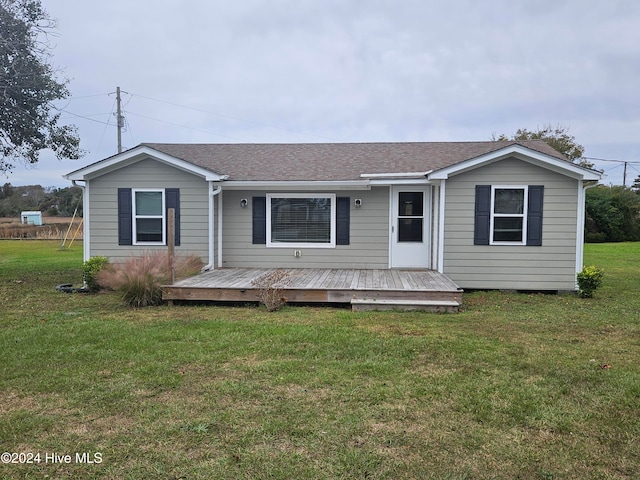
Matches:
[[64, 141, 601, 293]]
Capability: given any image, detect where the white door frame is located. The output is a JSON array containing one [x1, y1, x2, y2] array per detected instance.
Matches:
[[389, 185, 431, 268]]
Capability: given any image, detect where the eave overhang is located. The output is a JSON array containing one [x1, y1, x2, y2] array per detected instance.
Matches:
[[427, 144, 602, 182], [222, 180, 372, 191], [64, 145, 227, 182]]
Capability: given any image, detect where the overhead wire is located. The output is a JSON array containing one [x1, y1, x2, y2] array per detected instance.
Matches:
[[126, 111, 244, 141], [129, 92, 342, 142], [58, 110, 113, 125]]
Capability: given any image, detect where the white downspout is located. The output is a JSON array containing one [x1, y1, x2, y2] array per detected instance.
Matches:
[[576, 180, 598, 284], [202, 182, 222, 272], [72, 180, 89, 262], [217, 189, 223, 269], [437, 179, 446, 273], [431, 184, 439, 270]]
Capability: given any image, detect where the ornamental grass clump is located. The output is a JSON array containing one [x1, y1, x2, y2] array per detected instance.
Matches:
[[97, 252, 203, 307], [577, 265, 604, 298]]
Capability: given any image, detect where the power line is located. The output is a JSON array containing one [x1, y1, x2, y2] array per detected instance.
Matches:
[[126, 111, 244, 141], [583, 156, 640, 164], [586, 157, 640, 186], [57, 109, 113, 126], [130, 92, 342, 142]]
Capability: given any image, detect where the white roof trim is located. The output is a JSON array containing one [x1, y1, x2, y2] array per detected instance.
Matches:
[[360, 171, 432, 179], [369, 178, 432, 186], [64, 145, 227, 182], [428, 144, 602, 181], [223, 180, 372, 191]]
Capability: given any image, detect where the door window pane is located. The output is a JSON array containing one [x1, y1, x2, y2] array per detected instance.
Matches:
[[398, 218, 423, 242], [398, 192, 424, 217], [397, 192, 424, 243]]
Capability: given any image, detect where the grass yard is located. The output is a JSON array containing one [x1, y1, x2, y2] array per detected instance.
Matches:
[[0, 241, 638, 479]]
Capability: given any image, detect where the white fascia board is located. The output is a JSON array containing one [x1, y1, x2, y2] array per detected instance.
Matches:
[[428, 145, 602, 181], [360, 171, 432, 179], [369, 178, 432, 186], [64, 145, 227, 182], [222, 180, 371, 191]]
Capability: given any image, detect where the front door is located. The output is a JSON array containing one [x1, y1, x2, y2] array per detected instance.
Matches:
[[390, 186, 430, 268]]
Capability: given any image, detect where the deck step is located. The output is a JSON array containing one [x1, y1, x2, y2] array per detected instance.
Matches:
[[350, 298, 461, 312]]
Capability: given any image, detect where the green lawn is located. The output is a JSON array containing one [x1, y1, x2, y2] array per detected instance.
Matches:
[[0, 241, 638, 479]]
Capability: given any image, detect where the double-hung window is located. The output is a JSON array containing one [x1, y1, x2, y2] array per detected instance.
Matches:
[[490, 186, 527, 244], [266, 193, 336, 247], [475, 184, 543, 246], [133, 189, 165, 244]]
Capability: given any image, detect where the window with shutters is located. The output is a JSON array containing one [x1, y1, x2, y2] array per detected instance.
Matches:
[[491, 186, 527, 245], [266, 193, 336, 248], [133, 189, 165, 244]]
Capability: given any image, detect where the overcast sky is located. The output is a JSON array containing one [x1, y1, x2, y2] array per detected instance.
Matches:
[[6, 0, 640, 188]]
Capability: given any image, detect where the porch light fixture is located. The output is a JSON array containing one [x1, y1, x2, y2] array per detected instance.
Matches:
[[354, 198, 362, 208], [240, 198, 248, 208]]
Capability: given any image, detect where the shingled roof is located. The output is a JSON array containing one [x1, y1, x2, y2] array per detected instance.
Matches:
[[140, 141, 567, 182]]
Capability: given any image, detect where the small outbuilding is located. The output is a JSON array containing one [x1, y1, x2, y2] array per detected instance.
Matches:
[[21, 211, 43, 226]]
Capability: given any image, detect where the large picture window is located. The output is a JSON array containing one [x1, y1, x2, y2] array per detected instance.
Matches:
[[267, 194, 336, 247], [491, 186, 527, 244], [133, 189, 165, 244]]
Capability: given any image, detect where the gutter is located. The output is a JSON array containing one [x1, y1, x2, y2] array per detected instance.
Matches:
[[202, 182, 222, 272]]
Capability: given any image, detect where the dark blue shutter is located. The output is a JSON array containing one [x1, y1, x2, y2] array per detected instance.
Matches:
[[336, 197, 350, 245], [118, 188, 132, 245], [474, 185, 491, 245], [526, 186, 544, 246], [252, 196, 266, 244], [166, 188, 180, 246]]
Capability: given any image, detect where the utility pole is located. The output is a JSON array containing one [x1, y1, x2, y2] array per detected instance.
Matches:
[[116, 86, 124, 153], [623, 161, 628, 187]]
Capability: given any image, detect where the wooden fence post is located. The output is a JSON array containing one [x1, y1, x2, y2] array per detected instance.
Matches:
[[168, 208, 175, 285]]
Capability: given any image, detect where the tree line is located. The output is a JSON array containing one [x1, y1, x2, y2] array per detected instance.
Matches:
[[585, 184, 640, 242], [0, 183, 82, 218]]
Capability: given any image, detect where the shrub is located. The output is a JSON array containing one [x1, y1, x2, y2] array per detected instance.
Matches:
[[251, 269, 291, 311], [97, 252, 203, 307], [82, 256, 109, 292], [577, 265, 604, 298]]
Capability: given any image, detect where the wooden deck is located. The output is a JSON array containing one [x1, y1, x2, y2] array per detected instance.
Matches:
[[163, 268, 463, 311]]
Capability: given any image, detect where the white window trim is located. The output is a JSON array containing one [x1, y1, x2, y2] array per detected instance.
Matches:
[[132, 188, 166, 246], [490, 185, 528, 246], [266, 193, 336, 248]]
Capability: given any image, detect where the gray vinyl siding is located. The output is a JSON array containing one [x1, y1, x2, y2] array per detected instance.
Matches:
[[88, 158, 210, 262], [443, 157, 579, 291], [221, 187, 390, 268]]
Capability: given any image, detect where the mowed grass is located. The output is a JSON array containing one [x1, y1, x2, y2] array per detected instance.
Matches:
[[0, 241, 638, 479]]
